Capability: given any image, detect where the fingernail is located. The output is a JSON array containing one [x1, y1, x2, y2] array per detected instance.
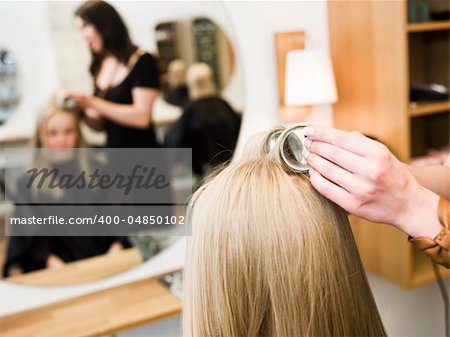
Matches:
[[302, 149, 310, 159], [308, 167, 314, 175], [304, 138, 312, 149], [304, 127, 315, 137]]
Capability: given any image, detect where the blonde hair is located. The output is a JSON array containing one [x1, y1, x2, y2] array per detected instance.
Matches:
[[167, 59, 187, 87], [32, 98, 85, 149], [30, 97, 86, 199], [186, 62, 216, 100], [183, 127, 386, 337]]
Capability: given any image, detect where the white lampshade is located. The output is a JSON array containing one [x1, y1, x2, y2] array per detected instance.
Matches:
[[284, 49, 337, 106]]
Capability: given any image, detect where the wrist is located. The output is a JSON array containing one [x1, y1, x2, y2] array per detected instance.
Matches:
[[89, 96, 104, 116], [86, 95, 96, 108], [396, 186, 441, 238]]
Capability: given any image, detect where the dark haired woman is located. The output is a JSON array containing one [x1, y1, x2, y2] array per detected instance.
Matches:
[[71, 0, 160, 148]]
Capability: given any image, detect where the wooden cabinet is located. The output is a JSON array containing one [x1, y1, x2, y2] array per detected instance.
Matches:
[[328, 0, 449, 287]]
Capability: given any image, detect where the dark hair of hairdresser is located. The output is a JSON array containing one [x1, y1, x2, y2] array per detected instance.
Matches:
[[75, 0, 137, 76]]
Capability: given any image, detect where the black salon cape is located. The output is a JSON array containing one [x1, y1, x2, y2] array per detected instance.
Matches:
[[2, 159, 130, 277], [164, 85, 190, 108], [164, 96, 241, 175]]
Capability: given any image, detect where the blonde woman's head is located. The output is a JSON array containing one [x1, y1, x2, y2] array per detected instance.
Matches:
[[183, 127, 385, 337], [167, 59, 187, 87], [30, 96, 86, 199], [186, 62, 216, 100], [33, 98, 84, 149]]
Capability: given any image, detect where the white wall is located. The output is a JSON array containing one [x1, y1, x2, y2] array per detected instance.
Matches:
[[224, 1, 332, 155], [0, 0, 332, 147], [0, 1, 58, 141]]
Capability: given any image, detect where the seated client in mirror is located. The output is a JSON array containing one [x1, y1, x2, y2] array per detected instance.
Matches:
[[2, 100, 129, 278], [183, 127, 386, 337], [163, 59, 189, 108], [165, 63, 240, 179]]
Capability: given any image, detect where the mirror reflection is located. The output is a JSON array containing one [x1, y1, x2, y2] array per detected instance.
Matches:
[[156, 18, 235, 107], [0, 49, 20, 125], [0, 0, 242, 287]]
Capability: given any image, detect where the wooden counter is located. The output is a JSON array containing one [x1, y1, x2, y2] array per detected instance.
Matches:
[[6, 248, 143, 286], [0, 276, 182, 337]]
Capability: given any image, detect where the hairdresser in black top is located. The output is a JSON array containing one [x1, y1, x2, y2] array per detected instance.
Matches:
[[70, 0, 160, 148]]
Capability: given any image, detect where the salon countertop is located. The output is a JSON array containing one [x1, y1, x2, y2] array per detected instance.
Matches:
[[0, 238, 185, 317], [0, 275, 182, 337], [6, 248, 143, 286]]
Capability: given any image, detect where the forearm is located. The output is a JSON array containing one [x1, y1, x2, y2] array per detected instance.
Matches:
[[89, 96, 151, 129], [408, 195, 450, 268], [107, 241, 124, 254], [6, 264, 23, 277], [304, 126, 443, 238], [82, 111, 104, 131], [396, 185, 442, 239], [409, 165, 450, 199], [46, 254, 65, 269]]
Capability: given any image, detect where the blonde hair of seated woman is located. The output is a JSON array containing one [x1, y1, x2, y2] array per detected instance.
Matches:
[[33, 97, 85, 149], [30, 97, 87, 199], [183, 127, 386, 337], [167, 59, 187, 87], [186, 62, 216, 100]]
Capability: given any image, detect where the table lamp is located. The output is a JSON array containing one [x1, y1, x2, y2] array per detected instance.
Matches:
[[275, 31, 337, 122]]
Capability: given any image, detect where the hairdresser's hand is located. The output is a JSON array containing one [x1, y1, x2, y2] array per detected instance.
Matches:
[[70, 92, 93, 109], [72, 93, 104, 131], [46, 254, 65, 269], [303, 126, 441, 239], [107, 242, 124, 255]]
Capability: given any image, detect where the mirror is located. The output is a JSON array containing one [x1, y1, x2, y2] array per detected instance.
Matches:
[[0, 0, 243, 288], [156, 17, 235, 107], [2, 146, 191, 286], [0, 49, 20, 125]]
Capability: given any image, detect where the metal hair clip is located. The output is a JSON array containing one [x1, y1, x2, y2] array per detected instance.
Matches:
[[55, 94, 77, 110], [186, 127, 310, 233], [265, 125, 311, 173]]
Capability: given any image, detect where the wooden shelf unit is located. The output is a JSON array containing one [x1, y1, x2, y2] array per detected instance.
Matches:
[[407, 20, 450, 33], [408, 101, 450, 117], [328, 0, 449, 287]]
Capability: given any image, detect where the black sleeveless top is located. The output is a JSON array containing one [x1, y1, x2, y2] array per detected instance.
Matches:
[[94, 53, 161, 148]]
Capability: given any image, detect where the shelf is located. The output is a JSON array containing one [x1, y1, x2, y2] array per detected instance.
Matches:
[[329, 0, 449, 288], [407, 21, 450, 33], [408, 101, 450, 117]]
